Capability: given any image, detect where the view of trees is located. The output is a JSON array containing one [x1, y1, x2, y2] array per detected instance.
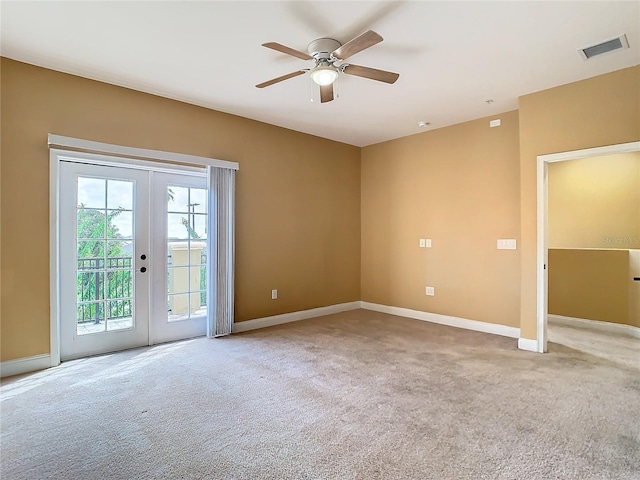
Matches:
[[76, 188, 206, 325], [76, 205, 131, 324], [77, 206, 125, 258]]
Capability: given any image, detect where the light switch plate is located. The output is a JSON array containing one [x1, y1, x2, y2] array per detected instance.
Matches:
[[419, 239, 426, 248], [497, 239, 517, 250], [425, 239, 432, 248], [271, 289, 278, 299], [426, 286, 435, 296]]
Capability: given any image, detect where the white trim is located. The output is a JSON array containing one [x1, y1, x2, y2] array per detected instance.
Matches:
[[549, 314, 640, 339], [536, 141, 640, 354], [49, 151, 61, 368], [517, 338, 538, 352], [360, 302, 521, 339], [538, 141, 639, 164], [536, 152, 549, 353], [48, 134, 239, 171], [0, 354, 51, 378], [232, 302, 361, 333], [51, 148, 205, 175]]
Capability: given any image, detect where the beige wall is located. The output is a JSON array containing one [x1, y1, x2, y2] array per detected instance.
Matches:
[[547, 152, 639, 329], [549, 153, 640, 249], [518, 66, 640, 340], [548, 249, 631, 326], [629, 250, 640, 328], [2, 58, 639, 362], [361, 111, 521, 328], [0, 58, 361, 361]]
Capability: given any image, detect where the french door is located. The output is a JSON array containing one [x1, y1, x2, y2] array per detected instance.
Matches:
[[151, 172, 208, 344], [59, 161, 207, 360]]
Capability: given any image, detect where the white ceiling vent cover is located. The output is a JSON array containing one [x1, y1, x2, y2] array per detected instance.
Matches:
[[579, 34, 630, 60]]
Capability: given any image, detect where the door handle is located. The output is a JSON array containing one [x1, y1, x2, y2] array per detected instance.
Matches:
[[137, 254, 148, 273]]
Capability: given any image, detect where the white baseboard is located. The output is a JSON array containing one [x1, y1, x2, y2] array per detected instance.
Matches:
[[360, 302, 521, 339], [549, 314, 640, 339], [233, 301, 361, 333], [1, 354, 52, 379], [517, 338, 539, 352]]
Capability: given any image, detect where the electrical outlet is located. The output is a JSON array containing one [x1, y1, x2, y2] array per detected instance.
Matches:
[[425, 286, 435, 296], [271, 289, 278, 300], [419, 239, 426, 248]]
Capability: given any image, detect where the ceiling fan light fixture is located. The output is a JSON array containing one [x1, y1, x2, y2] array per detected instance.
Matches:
[[310, 66, 338, 86]]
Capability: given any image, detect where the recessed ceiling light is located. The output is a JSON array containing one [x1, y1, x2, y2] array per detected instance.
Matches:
[[418, 121, 430, 128]]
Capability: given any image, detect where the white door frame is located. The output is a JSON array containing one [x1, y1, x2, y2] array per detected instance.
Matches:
[[535, 141, 640, 353], [49, 149, 206, 367]]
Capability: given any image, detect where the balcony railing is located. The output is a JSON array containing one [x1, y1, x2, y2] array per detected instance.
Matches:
[[77, 257, 133, 324], [77, 252, 207, 324]]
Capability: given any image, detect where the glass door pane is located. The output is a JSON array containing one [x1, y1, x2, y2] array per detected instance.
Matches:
[[75, 177, 135, 335], [166, 184, 207, 322], [151, 172, 208, 344]]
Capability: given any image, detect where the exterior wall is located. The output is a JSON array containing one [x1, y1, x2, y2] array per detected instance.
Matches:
[[0, 58, 361, 361]]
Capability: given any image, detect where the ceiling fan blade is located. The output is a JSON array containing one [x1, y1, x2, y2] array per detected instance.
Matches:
[[342, 64, 399, 84], [262, 42, 313, 60], [336, 3, 403, 46], [332, 30, 383, 60], [256, 70, 306, 88], [320, 84, 334, 103], [285, 2, 331, 37]]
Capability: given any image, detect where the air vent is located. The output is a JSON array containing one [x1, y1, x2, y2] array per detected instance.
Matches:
[[578, 34, 629, 60]]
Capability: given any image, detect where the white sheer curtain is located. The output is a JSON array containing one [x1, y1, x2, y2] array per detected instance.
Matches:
[[207, 166, 236, 337]]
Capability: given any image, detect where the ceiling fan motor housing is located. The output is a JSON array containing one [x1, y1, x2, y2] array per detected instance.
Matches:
[[307, 38, 342, 61]]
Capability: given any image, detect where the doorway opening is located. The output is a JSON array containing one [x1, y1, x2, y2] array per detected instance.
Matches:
[[536, 141, 640, 353]]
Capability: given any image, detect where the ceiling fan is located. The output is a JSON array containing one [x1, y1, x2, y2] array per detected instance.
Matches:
[[256, 30, 399, 103]]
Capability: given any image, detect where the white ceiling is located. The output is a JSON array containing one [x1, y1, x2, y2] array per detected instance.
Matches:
[[1, 1, 638, 147]]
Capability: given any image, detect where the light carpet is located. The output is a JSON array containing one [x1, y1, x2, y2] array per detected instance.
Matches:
[[1, 309, 639, 479]]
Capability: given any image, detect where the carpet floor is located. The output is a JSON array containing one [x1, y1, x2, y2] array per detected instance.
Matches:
[[1, 309, 639, 479]]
